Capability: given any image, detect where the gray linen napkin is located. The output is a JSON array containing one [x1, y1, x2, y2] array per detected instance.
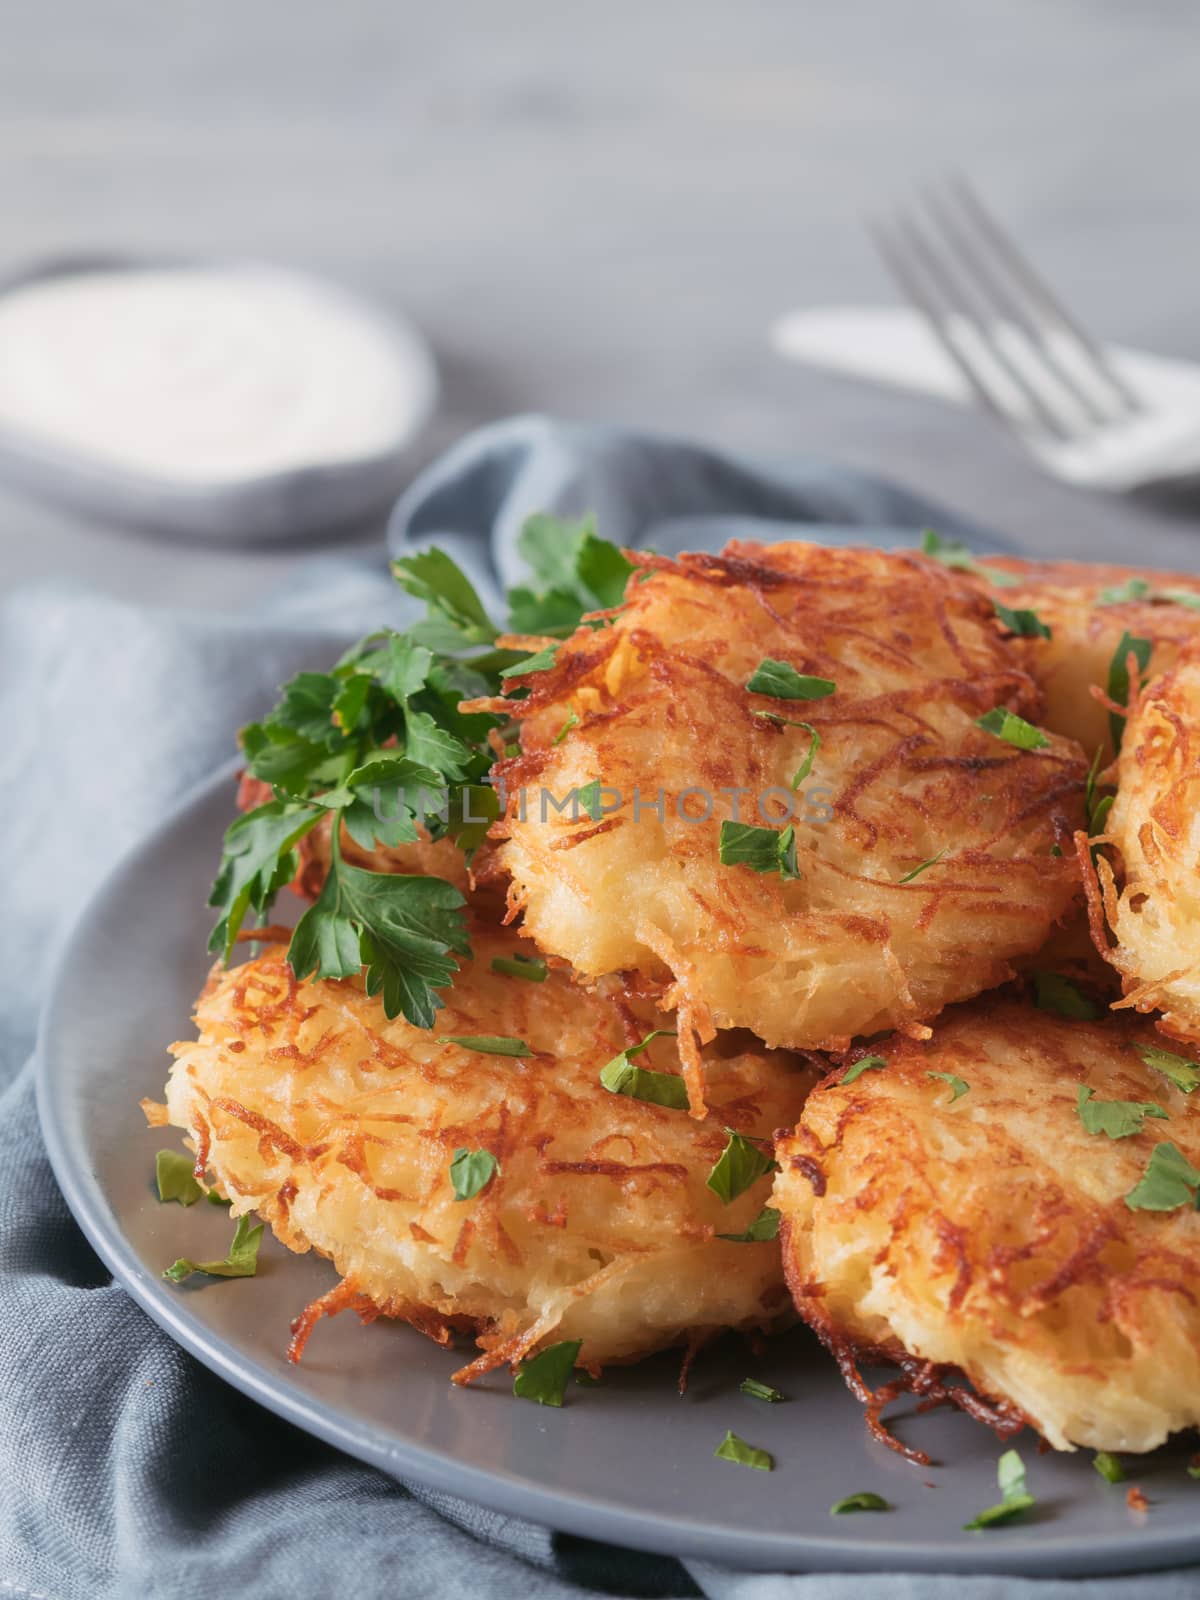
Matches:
[[4, 415, 1181, 1598]]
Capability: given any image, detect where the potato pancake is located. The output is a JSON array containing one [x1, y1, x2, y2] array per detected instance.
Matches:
[[494, 541, 1085, 1088], [164, 924, 815, 1379], [1093, 638, 1200, 1042], [774, 997, 1200, 1454], [983, 557, 1200, 762]]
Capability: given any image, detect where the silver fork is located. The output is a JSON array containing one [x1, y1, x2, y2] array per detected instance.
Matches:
[[872, 177, 1200, 492]]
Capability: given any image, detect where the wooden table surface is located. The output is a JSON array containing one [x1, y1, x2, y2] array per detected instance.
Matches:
[[2, 0, 1199, 606]]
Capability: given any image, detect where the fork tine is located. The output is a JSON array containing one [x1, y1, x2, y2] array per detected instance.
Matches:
[[943, 174, 1143, 417], [868, 217, 1012, 427], [875, 210, 1078, 441], [921, 180, 1123, 429]]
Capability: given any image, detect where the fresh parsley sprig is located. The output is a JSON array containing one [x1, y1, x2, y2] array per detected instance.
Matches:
[[208, 515, 636, 1027]]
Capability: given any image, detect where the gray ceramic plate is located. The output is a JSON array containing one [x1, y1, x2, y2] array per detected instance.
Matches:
[[36, 764, 1200, 1576]]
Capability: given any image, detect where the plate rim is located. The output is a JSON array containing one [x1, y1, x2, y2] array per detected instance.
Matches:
[[33, 760, 1200, 1578]]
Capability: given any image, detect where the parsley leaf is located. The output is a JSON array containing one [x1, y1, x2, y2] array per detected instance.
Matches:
[[841, 1054, 887, 1085], [714, 1431, 772, 1471], [898, 848, 946, 883], [499, 644, 559, 678], [1107, 631, 1152, 753], [391, 547, 497, 648], [994, 603, 1052, 639], [443, 1035, 531, 1056], [1083, 744, 1116, 849], [289, 832, 470, 1028], [718, 821, 800, 880], [163, 1214, 264, 1283], [717, 1206, 781, 1243], [919, 529, 1019, 587], [552, 707, 579, 746], [449, 1147, 499, 1200], [1135, 1043, 1200, 1094], [599, 1029, 687, 1108], [507, 514, 635, 635], [1125, 1142, 1200, 1212], [754, 712, 823, 791], [1033, 971, 1101, 1020], [513, 1338, 581, 1406], [746, 658, 836, 701], [927, 1071, 969, 1102], [208, 801, 324, 962], [1094, 1451, 1126, 1484], [1077, 1085, 1168, 1140], [787, 723, 821, 789], [707, 1131, 777, 1203], [1098, 577, 1153, 606], [831, 1492, 890, 1514], [976, 707, 1050, 751], [740, 1377, 786, 1402], [155, 1150, 204, 1206], [490, 954, 548, 982], [964, 1449, 1035, 1530]]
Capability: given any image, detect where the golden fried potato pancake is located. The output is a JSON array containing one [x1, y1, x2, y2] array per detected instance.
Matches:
[[984, 557, 1200, 762], [774, 997, 1200, 1454], [1093, 637, 1200, 1042], [165, 924, 815, 1379], [494, 541, 1085, 1084]]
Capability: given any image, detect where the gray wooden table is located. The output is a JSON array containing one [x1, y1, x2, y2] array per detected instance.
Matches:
[[2, 0, 1199, 606]]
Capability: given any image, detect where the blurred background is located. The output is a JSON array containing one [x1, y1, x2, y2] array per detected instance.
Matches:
[[2, 0, 1198, 604]]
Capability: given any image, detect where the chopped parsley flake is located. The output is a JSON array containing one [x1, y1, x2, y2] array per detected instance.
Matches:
[[1098, 577, 1153, 605], [1106, 631, 1152, 753], [163, 1214, 264, 1284], [1033, 971, 1101, 1020], [752, 712, 823, 796], [714, 1430, 773, 1471], [599, 1030, 687, 1109], [746, 658, 836, 701], [442, 1035, 531, 1056], [1124, 1142, 1200, 1212], [964, 1449, 1035, 1530], [155, 1149, 205, 1206], [740, 1377, 786, 1403], [994, 603, 1051, 639], [919, 529, 1018, 587], [841, 1054, 887, 1085], [718, 821, 800, 880], [449, 1148, 500, 1201], [513, 1339, 582, 1406], [976, 707, 1050, 750], [898, 848, 947, 883], [1135, 1043, 1200, 1095], [1077, 1086, 1167, 1140], [490, 954, 548, 982], [717, 1206, 781, 1243], [927, 1071, 969, 1102], [499, 643, 559, 678], [707, 1130, 777, 1204], [830, 1492, 891, 1515]]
